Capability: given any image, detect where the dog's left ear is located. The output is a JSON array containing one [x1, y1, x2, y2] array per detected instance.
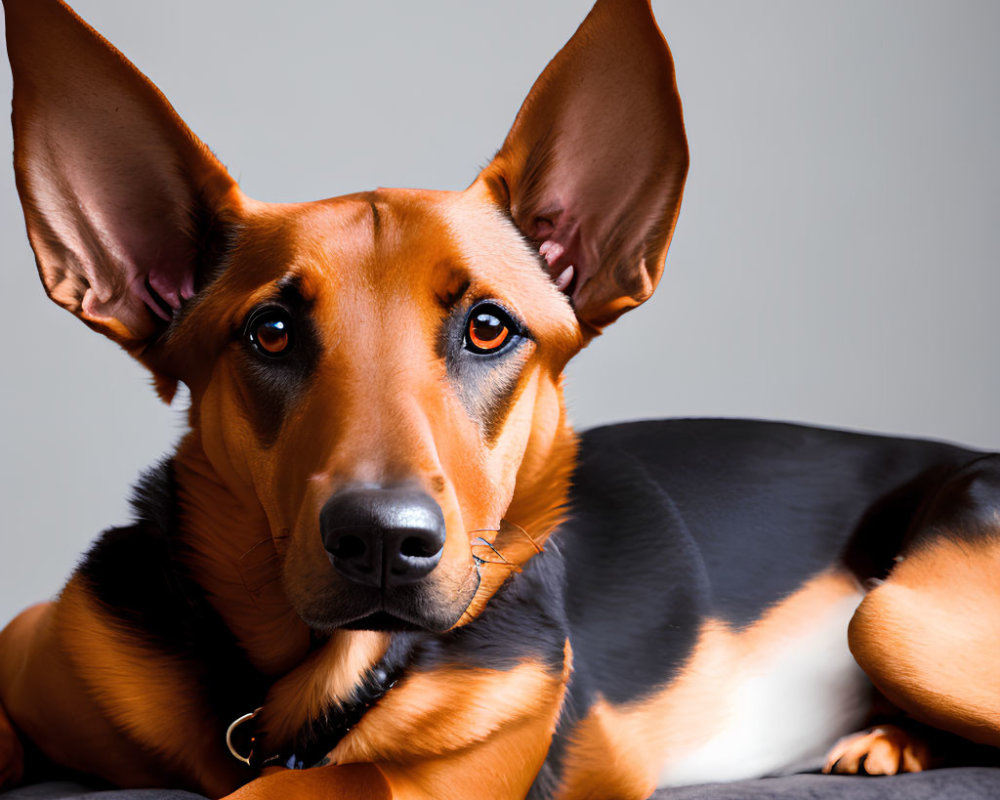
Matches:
[[481, 0, 688, 335], [3, 0, 239, 383]]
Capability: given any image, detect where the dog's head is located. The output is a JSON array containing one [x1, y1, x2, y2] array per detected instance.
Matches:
[[5, 0, 686, 637]]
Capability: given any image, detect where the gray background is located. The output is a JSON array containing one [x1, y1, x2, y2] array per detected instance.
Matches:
[[1, 1, 998, 623]]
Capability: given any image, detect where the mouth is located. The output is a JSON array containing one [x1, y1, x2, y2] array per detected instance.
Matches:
[[296, 571, 479, 634], [339, 610, 426, 632]]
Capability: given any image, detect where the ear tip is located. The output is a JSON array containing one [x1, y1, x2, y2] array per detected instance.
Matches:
[[592, 0, 652, 11], [592, 0, 658, 25], [3, 0, 75, 41]]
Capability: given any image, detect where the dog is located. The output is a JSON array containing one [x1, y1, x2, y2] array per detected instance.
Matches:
[[1, 0, 999, 798]]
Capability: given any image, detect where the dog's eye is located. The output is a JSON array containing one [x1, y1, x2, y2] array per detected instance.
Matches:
[[465, 303, 514, 354], [246, 309, 293, 357]]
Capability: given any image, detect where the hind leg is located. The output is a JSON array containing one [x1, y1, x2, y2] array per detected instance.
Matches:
[[823, 723, 935, 775], [848, 455, 1000, 750]]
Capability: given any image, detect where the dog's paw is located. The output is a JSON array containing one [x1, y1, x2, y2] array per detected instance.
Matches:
[[823, 724, 933, 776], [0, 710, 24, 790]]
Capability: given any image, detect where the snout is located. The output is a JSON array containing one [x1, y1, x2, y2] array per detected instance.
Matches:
[[289, 484, 476, 633], [321, 486, 446, 589]]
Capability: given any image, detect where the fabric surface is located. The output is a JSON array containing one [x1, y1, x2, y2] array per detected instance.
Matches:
[[5, 768, 1000, 799], [0, 784, 204, 800], [653, 768, 1000, 798]]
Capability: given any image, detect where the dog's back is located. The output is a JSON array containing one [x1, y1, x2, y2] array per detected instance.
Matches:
[[507, 419, 980, 795]]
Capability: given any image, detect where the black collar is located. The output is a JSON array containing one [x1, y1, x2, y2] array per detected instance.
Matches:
[[229, 633, 417, 771]]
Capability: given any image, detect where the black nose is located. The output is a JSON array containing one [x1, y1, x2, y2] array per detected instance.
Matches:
[[320, 486, 446, 588]]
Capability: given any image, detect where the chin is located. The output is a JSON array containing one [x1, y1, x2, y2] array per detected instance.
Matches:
[[292, 573, 479, 634]]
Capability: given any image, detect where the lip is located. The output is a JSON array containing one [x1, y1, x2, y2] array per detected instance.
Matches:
[[298, 581, 471, 634], [293, 556, 481, 635], [339, 610, 425, 633]]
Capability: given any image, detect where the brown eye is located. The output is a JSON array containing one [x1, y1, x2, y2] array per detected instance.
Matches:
[[247, 310, 292, 357], [465, 303, 515, 354]]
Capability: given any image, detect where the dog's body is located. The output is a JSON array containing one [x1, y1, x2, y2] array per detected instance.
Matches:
[[1, 1, 999, 799]]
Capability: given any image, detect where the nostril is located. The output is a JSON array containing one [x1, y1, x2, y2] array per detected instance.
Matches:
[[330, 534, 367, 561], [400, 535, 441, 559], [321, 486, 446, 588]]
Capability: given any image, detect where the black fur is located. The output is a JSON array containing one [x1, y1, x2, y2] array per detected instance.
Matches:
[[528, 419, 987, 796], [269, 635, 419, 770], [74, 419, 998, 797], [77, 461, 268, 730]]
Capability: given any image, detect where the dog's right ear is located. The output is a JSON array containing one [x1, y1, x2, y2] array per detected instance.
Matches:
[[479, 0, 688, 338], [3, 0, 239, 372]]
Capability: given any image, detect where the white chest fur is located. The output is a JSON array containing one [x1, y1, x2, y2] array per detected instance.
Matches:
[[657, 584, 870, 786]]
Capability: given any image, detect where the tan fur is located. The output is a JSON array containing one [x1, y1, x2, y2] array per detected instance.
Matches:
[[849, 534, 1000, 748], [225, 646, 573, 800], [224, 762, 392, 800], [0, 0, 688, 796], [824, 724, 936, 775], [256, 631, 391, 749], [5, 0, 997, 795], [0, 591, 242, 795], [174, 433, 313, 677], [555, 571, 862, 800], [0, 705, 21, 788], [333, 642, 573, 800], [56, 582, 245, 794]]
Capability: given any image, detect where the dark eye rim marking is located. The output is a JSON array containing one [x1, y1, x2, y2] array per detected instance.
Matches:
[[244, 305, 294, 359], [463, 301, 522, 356]]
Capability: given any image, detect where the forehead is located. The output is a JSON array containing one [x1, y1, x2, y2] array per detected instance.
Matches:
[[232, 186, 574, 330]]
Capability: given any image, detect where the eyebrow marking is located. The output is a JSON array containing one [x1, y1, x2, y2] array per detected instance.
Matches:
[[439, 279, 470, 312], [368, 198, 381, 239], [436, 262, 471, 312]]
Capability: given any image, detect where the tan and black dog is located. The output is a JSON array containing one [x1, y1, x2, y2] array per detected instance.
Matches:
[[0, 0, 998, 798]]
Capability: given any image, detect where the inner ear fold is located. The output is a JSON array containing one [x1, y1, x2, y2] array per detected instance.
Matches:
[[480, 0, 689, 335], [4, 0, 239, 351]]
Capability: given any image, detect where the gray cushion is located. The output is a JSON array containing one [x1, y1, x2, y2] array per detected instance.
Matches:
[[653, 768, 1000, 798], [5, 768, 1000, 799], [0, 784, 204, 800]]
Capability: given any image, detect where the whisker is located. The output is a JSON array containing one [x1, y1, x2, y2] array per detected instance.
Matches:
[[470, 536, 509, 564], [467, 522, 543, 566], [501, 519, 543, 555]]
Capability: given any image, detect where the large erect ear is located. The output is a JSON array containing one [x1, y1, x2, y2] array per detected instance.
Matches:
[[3, 0, 238, 353], [481, 0, 688, 335]]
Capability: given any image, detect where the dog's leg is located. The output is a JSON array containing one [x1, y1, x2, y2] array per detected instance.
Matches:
[[223, 647, 572, 800], [0, 598, 169, 787], [0, 603, 69, 787], [848, 455, 1000, 756], [0, 697, 24, 789], [0, 588, 245, 794], [823, 723, 937, 775], [222, 763, 392, 800], [221, 700, 561, 800]]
